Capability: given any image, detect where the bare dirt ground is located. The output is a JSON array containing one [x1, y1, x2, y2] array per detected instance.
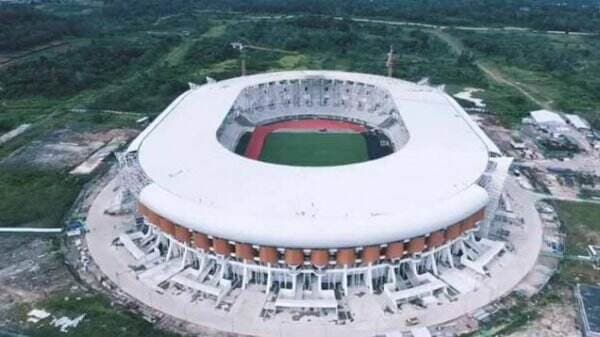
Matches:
[[507, 288, 581, 337], [474, 114, 515, 152], [0, 235, 80, 327], [1, 128, 137, 170]]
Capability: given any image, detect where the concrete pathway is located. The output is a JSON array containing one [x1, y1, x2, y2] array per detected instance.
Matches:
[[86, 176, 544, 337]]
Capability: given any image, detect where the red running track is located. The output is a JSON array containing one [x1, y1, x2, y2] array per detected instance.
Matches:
[[244, 119, 367, 160]]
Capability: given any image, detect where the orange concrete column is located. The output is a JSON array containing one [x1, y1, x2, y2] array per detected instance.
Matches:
[[235, 243, 256, 261], [137, 203, 149, 217], [159, 217, 175, 236], [407, 237, 425, 254], [473, 208, 485, 222], [426, 230, 446, 249], [462, 208, 486, 232], [174, 224, 191, 244], [193, 232, 211, 251], [310, 250, 330, 268], [460, 217, 476, 232], [213, 238, 233, 256], [259, 246, 279, 265], [146, 209, 160, 226], [336, 248, 356, 266], [445, 223, 462, 241], [361, 246, 380, 264], [386, 242, 405, 260], [284, 249, 304, 267]]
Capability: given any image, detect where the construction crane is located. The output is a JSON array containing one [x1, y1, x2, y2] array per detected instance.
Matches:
[[385, 45, 395, 77], [231, 41, 297, 76]]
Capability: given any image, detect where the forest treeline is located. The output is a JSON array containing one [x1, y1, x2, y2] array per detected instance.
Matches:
[[102, 0, 600, 32], [2, 0, 599, 52]]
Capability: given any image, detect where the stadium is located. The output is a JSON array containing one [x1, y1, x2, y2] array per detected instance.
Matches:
[[104, 70, 521, 333]]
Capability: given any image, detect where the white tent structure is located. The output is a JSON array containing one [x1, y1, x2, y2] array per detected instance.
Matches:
[[530, 109, 566, 127], [565, 114, 591, 130]]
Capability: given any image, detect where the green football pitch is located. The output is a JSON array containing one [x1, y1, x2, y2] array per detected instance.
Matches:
[[259, 132, 369, 166]]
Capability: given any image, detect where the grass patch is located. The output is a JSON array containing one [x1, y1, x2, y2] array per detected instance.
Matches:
[[202, 23, 227, 38], [259, 132, 368, 166], [277, 54, 310, 70], [551, 200, 600, 284], [480, 83, 538, 127], [557, 260, 600, 285], [0, 102, 50, 132], [0, 169, 84, 227], [22, 295, 179, 337], [463, 295, 539, 337], [553, 200, 600, 256], [453, 30, 600, 126], [163, 39, 196, 66]]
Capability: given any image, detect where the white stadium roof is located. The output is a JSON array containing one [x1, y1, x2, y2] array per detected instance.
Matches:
[[129, 71, 496, 248]]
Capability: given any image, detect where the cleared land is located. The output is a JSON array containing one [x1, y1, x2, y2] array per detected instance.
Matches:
[[553, 200, 600, 285], [259, 132, 368, 166], [14, 294, 179, 337], [554, 200, 600, 256], [0, 170, 83, 227]]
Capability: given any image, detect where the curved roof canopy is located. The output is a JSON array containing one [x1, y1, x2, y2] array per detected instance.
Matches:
[[131, 71, 494, 248]]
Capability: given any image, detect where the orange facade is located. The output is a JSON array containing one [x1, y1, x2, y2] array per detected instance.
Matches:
[[407, 237, 426, 254], [386, 242, 405, 260], [193, 232, 211, 250], [235, 243, 256, 261], [259, 246, 279, 265], [213, 238, 233, 256], [159, 217, 175, 236], [310, 249, 330, 268], [174, 224, 191, 243], [361, 246, 381, 264], [336, 248, 357, 266], [427, 230, 446, 249], [284, 249, 304, 266], [445, 223, 462, 241], [142, 205, 485, 267]]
